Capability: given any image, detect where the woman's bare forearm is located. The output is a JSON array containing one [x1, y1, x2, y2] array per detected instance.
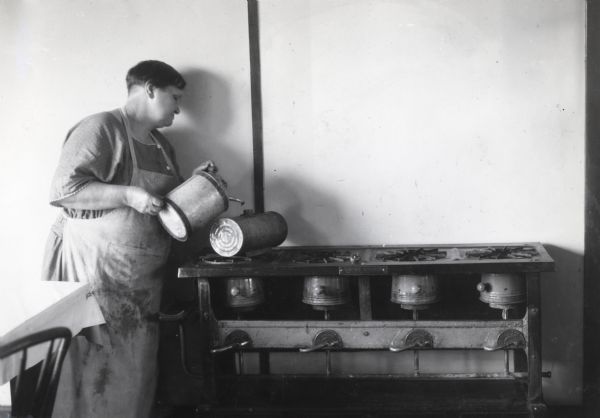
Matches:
[[56, 182, 164, 215], [56, 182, 132, 210]]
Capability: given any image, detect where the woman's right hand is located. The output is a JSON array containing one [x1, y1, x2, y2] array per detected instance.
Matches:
[[192, 160, 218, 175], [126, 186, 164, 216]]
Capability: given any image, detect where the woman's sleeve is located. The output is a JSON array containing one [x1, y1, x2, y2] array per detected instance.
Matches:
[[40, 214, 65, 281], [49, 113, 126, 206]]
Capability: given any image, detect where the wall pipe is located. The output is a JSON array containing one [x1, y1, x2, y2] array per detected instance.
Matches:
[[247, 0, 264, 213]]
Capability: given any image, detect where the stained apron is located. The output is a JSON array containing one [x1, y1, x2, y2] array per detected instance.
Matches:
[[52, 109, 180, 418]]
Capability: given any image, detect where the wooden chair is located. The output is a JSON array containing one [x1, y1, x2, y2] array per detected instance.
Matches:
[[0, 327, 71, 418]]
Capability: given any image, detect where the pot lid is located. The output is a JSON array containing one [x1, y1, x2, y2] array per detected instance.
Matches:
[[209, 218, 244, 257]]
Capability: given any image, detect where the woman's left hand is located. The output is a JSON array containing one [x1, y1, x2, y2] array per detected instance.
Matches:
[[192, 160, 227, 188], [126, 186, 164, 216]]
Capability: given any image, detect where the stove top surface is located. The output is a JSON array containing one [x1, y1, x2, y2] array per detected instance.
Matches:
[[179, 243, 555, 278]]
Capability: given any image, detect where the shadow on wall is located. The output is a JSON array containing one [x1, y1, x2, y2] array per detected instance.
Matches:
[[167, 68, 237, 176], [265, 175, 346, 245], [541, 244, 584, 404]]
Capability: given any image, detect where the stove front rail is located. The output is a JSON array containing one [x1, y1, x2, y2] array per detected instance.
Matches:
[[215, 319, 528, 352]]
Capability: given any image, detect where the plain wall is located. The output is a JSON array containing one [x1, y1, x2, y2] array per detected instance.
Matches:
[[0, 0, 585, 405]]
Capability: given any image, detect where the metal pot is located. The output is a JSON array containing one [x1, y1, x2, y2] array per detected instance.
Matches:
[[210, 210, 288, 256], [477, 273, 525, 309], [302, 276, 350, 310], [390, 274, 440, 310], [158, 172, 242, 241], [226, 277, 265, 311]]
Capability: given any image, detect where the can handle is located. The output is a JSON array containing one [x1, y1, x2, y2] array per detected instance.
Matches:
[[228, 196, 245, 205]]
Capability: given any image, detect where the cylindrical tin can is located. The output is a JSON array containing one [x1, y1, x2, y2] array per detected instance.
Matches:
[[158, 172, 229, 241], [225, 277, 265, 311], [302, 276, 350, 310], [210, 211, 288, 256], [390, 274, 440, 310], [477, 273, 525, 309]]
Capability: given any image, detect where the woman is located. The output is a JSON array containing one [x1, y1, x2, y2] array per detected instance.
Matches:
[[42, 60, 215, 417]]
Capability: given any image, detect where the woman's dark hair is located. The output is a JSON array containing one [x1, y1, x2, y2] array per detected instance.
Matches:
[[126, 60, 186, 92]]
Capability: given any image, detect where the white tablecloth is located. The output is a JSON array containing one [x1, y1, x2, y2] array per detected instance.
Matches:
[[0, 281, 105, 385]]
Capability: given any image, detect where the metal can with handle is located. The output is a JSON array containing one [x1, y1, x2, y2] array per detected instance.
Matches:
[[158, 172, 234, 241]]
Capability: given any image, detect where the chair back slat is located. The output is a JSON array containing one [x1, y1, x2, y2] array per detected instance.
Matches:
[[0, 327, 72, 418]]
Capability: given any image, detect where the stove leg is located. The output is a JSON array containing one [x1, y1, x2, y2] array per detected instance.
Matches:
[[259, 351, 270, 374], [237, 351, 245, 375], [196, 278, 217, 401], [526, 273, 543, 407], [501, 308, 510, 375], [413, 350, 420, 376]]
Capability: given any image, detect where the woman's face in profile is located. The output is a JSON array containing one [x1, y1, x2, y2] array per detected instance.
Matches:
[[150, 85, 183, 128]]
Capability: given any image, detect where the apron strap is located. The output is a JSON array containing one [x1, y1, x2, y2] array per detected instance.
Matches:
[[150, 131, 178, 175], [119, 108, 176, 176], [119, 108, 141, 171]]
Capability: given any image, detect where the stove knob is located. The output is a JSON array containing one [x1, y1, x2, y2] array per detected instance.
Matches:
[[211, 330, 252, 354], [483, 329, 525, 351], [390, 329, 434, 352], [477, 282, 490, 293], [299, 330, 343, 353]]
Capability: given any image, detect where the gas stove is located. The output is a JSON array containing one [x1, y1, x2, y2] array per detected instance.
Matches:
[[168, 242, 555, 417]]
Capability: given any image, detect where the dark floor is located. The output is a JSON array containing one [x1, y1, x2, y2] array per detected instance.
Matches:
[[0, 404, 584, 418], [154, 405, 584, 418], [547, 406, 583, 418]]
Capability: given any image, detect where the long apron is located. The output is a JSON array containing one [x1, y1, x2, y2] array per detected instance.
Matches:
[[52, 110, 180, 418]]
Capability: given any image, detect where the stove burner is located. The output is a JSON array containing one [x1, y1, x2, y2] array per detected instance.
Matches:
[[375, 248, 447, 262], [226, 277, 265, 310], [466, 246, 538, 260], [202, 255, 252, 264], [302, 276, 350, 310], [288, 251, 361, 264]]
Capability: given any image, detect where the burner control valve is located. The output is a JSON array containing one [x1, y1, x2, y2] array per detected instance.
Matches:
[[299, 330, 343, 353], [211, 330, 252, 354], [390, 329, 434, 352]]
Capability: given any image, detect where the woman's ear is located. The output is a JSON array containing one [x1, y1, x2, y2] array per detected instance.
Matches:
[[145, 82, 155, 99]]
